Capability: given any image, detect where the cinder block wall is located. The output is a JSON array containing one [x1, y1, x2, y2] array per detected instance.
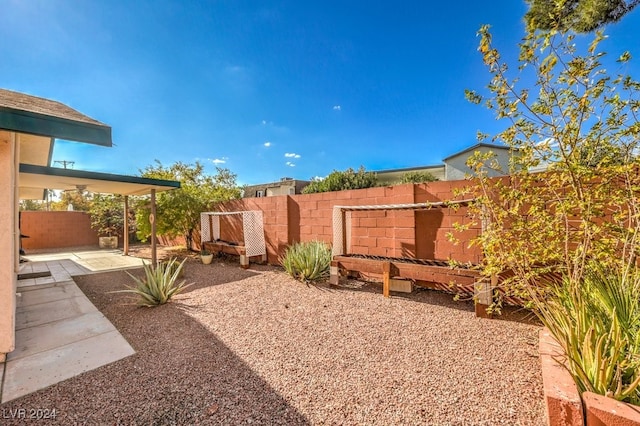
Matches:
[[20, 211, 99, 249], [212, 195, 290, 263], [19, 181, 482, 265], [210, 181, 482, 265]]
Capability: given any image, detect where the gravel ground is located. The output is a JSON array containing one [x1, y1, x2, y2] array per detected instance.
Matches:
[[1, 252, 545, 425]]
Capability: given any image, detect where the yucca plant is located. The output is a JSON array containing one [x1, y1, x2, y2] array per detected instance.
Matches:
[[119, 258, 192, 307], [280, 240, 331, 282], [535, 264, 640, 404]]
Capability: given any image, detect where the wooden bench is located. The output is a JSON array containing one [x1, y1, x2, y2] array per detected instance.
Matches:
[[330, 254, 481, 297], [203, 240, 267, 269]]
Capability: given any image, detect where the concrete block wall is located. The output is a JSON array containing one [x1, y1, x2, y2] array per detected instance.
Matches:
[[211, 196, 290, 264], [19, 180, 483, 266], [20, 211, 99, 250], [211, 181, 482, 266]]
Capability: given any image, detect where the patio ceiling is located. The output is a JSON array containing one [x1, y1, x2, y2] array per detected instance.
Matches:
[[19, 164, 180, 199]]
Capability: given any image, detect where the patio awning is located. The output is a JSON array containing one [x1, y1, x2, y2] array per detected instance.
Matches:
[[19, 164, 180, 199], [4, 89, 176, 264]]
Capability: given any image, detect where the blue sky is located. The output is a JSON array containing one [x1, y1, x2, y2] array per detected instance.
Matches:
[[1, 1, 639, 185]]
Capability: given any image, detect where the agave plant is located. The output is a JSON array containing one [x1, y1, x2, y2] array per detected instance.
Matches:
[[536, 263, 640, 404], [280, 240, 331, 282], [118, 258, 192, 307]]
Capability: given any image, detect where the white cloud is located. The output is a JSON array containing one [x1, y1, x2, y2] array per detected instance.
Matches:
[[207, 157, 228, 165], [264, 141, 272, 147], [285, 161, 296, 167], [284, 152, 301, 158], [333, 105, 341, 111], [261, 120, 268, 125]]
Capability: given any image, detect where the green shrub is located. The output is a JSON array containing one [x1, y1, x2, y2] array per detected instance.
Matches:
[[280, 241, 331, 282], [119, 258, 192, 306], [399, 171, 438, 184], [536, 264, 640, 404], [89, 193, 127, 237], [160, 257, 185, 279], [302, 166, 378, 194]]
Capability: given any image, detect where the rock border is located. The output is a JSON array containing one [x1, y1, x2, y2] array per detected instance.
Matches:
[[539, 329, 640, 426]]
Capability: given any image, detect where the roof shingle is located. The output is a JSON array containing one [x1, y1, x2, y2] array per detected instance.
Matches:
[[0, 88, 106, 126]]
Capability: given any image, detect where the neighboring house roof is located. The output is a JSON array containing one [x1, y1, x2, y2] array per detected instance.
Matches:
[[442, 143, 510, 162], [0, 88, 112, 146], [374, 143, 512, 182], [374, 164, 443, 175], [243, 178, 311, 197], [245, 178, 310, 188]]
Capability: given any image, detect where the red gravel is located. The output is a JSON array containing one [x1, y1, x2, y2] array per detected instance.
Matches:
[[1, 254, 545, 425]]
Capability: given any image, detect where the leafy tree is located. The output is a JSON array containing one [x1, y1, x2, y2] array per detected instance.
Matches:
[[19, 199, 46, 211], [302, 166, 378, 194], [524, 0, 640, 33], [89, 193, 133, 237], [136, 161, 242, 250], [463, 23, 640, 403], [50, 189, 92, 211], [399, 171, 438, 184], [465, 26, 640, 294]]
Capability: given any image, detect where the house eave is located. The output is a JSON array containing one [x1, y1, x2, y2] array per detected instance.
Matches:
[[0, 108, 112, 147]]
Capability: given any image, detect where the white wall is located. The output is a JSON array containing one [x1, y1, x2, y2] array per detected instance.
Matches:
[[444, 147, 511, 181]]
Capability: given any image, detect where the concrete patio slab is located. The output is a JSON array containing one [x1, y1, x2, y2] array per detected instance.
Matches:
[[15, 295, 97, 331], [75, 256, 146, 272], [2, 330, 135, 403], [68, 249, 122, 259], [16, 282, 84, 306], [8, 311, 118, 362], [24, 249, 149, 273], [1, 249, 143, 403]]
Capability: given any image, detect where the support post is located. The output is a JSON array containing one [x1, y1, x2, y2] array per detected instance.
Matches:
[[382, 261, 391, 298], [150, 189, 157, 266], [475, 201, 494, 317], [341, 210, 347, 256], [330, 260, 340, 285], [474, 274, 496, 318], [123, 195, 129, 255]]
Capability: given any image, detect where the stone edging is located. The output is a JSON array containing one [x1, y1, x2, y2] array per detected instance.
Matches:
[[539, 329, 640, 426], [539, 329, 583, 425]]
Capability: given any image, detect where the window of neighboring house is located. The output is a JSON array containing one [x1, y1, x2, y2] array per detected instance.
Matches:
[[289, 186, 295, 195], [256, 190, 264, 197]]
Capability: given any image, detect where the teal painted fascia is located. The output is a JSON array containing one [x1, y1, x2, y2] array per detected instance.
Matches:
[[0, 108, 112, 147], [19, 164, 181, 189]]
